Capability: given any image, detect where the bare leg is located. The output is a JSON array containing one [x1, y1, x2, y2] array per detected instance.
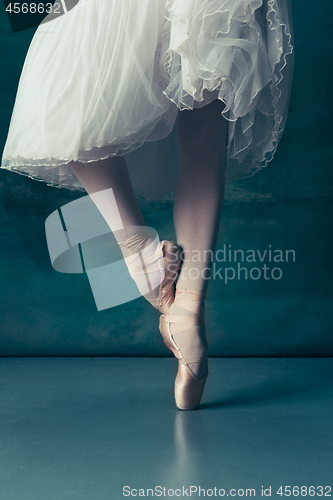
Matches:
[[69, 156, 165, 300], [174, 98, 228, 294], [160, 99, 228, 381], [69, 156, 145, 242]]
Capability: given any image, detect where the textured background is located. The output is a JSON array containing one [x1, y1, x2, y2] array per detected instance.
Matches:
[[0, 1, 332, 356]]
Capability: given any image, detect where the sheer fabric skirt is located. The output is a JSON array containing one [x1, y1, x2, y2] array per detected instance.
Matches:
[[1, 0, 294, 195]]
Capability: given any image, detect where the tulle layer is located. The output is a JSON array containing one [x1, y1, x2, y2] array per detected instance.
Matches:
[[1, 0, 294, 195]]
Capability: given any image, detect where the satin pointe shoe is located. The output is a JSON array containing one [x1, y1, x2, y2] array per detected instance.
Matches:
[[159, 288, 208, 410], [118, 235, 182, 315], [145, 240, 182, 314]]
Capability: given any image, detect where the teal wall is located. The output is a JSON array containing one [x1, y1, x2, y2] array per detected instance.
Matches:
[[0, 2, 332, 356]]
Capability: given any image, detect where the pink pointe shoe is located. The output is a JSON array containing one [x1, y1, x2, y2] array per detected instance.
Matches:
[[118, 235, 182, 315], [159, 288, 208, 410], [145, 240, 182, 314]]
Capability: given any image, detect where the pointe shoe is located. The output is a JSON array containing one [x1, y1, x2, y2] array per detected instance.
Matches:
[[145, 240, 182, 314], [159, 288, 208, 410], [118, 235, 182, 315]]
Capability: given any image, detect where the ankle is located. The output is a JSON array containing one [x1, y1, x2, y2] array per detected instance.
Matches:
[[117, 231, 152, 258], [175, 287, 206, 299], [173, 288, 206, 313], [118, 233, 165, 296]]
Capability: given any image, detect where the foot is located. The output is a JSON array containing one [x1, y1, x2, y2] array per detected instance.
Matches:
[[159, 288, 208, 410], [118, 233, 182, 314]]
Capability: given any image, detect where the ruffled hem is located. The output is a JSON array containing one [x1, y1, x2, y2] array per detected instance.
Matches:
[[1, 0, 294, 196], [160, 0, 294, 183]]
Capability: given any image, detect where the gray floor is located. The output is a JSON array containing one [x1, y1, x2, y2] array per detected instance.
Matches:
[[0, 357, 332, 499]]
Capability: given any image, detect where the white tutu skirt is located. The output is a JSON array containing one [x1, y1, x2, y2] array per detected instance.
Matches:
[[1, 0, 294, 195]]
